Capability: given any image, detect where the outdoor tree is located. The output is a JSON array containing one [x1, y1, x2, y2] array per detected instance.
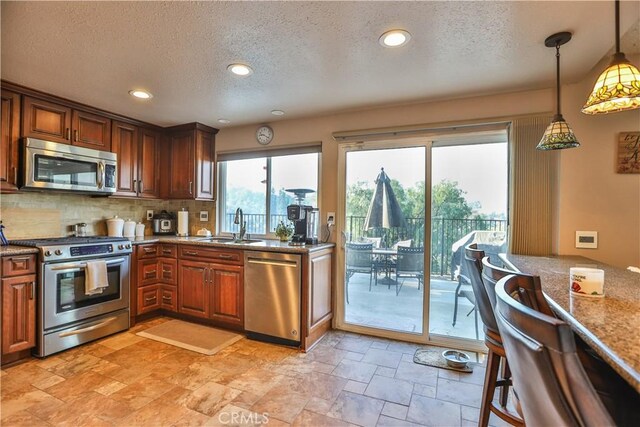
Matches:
[[431, 179, 474, 219]]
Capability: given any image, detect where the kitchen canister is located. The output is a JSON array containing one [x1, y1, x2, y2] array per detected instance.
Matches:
[[123, 219, 136, 238], [106, 216, 124, 237], [135, 222, 146, 238]]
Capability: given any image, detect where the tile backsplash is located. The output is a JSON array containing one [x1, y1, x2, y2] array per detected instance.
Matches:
[[1, 192, 216, 239]]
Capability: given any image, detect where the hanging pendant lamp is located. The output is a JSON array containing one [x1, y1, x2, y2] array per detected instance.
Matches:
[[537, 32, 580, 151], [582, 0, 640, 114]]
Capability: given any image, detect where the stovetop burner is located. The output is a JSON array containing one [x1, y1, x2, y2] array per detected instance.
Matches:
[[11, 236, 128, 247]]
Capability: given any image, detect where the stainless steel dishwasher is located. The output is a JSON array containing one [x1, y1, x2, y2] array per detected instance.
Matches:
[[244, 251, 301, 346]]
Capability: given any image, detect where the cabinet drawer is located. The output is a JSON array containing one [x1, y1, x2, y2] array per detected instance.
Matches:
[[159, 244, 177, 258], [1, 255, 37, 277], [159, 259, 177, 285], [138, 259, 159, 286], [160, 285, 177, 312], [179, 245, 243, 265], [137, 244, 159, 259], [137, 285, 160, 314]]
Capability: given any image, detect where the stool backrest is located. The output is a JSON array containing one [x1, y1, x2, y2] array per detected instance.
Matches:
[[463, 244, 497, 332], [495, 274, 614, 427]]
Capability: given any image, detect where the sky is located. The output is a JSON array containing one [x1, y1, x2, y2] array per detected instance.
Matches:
[[225, 142, 508, 216], [346, 143, 508, 215]]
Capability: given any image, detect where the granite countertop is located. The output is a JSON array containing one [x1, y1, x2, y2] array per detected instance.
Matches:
[[0, 245, 39, 257], [501, 253, 640, 393], [127, 236, 335, 254]]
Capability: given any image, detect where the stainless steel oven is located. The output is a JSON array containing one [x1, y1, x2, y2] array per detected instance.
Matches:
[[11, 237, 132, 357]]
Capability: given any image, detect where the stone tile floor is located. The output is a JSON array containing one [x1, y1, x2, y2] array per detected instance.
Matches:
[[1, 317, 509, 427]]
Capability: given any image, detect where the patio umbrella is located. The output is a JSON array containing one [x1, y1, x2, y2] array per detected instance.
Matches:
[[363, 168, 406, 230]]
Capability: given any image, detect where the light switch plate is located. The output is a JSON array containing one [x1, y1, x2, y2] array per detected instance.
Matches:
[[199, 211, 209, 221], [146, 210, 153, 220], [575, 231, 598, 249]]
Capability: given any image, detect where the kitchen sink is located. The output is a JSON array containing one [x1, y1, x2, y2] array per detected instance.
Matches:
[[199, 237, 264, 245]]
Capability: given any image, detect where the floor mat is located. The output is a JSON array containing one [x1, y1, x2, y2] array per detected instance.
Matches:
[[413, 347, 474, 373], [136, 319, 243, 355]]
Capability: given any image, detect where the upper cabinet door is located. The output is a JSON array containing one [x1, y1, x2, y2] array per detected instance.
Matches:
[[111, 120, 138, 197], [22, 96, 72, 144], [167, 131, 195, 198], [195, 130, 215, 200], [1, 89, 21, 193], [138, 128, 160, 199], [71, 110, 111, 151]]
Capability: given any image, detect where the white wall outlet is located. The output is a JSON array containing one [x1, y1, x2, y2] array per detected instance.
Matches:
[[146, 210, 154, 220], [327, 212, 335, 225], [576, 231, 598, 249], [199, 211, 209, 221]]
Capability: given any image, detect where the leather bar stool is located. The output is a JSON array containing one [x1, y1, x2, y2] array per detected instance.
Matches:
[[462, 244, 523, 427], [494, 273, 615, 427]]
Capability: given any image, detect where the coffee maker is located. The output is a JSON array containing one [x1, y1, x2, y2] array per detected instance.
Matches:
[[286, 188, 319, 246]]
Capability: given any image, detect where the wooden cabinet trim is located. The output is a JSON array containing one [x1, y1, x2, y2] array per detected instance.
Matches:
[[1, 89, 21, 193], [2, 274, 37, 355], [22, 96, 72, 144], [1, 255, 37, 277], [178, 245, 242, 265], [71, 109, 112, 151], [137, 244, 160, 259]]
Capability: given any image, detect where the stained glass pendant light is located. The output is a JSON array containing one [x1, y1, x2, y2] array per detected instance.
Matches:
[[537, 32, 580, 151], [582, 0, 640, 114]]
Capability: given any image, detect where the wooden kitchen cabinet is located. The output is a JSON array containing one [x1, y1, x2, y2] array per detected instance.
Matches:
[[210, 264, 243, 326], [22, 96, 111, 150], [132, 244, 178, 321], [164, 123, 218, 200], [178, 259, 210, 318], [1, 89, 21, 193], [1, 254, 37, 357], [111, 121, 160, 199], [160, 286, 177, 311], [177, 246, 244, 328], [137, 285, 161, 315]]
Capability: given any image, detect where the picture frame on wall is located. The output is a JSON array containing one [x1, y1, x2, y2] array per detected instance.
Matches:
[[617, 132, 640, 174]]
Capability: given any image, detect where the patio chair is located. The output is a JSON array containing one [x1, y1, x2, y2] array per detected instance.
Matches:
[[394, 246, 424, 296], [452, 246, 478, 339], [362, 237, 382, 248], [345, 242, 375, 304]]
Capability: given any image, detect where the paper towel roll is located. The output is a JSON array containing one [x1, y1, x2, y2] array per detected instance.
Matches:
[[177, 209, 189, 236]]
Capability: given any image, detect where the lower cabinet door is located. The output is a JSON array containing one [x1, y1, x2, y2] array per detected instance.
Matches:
[[178, 260, 210, 318], [160, 286, 177, 312], [210, 264, 243, 326], [2, 275, 36, 354], [137, 285, 161, 314]]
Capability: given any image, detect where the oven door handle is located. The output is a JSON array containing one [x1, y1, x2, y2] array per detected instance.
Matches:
[[50, 257, 127, 272], [58, 316, 117, 338]]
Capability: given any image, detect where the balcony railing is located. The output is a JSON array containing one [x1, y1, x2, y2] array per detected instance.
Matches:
[[224, 212, 506, 276]]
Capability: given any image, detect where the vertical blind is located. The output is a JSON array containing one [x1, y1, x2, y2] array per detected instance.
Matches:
[[509, 115, 554, 255]]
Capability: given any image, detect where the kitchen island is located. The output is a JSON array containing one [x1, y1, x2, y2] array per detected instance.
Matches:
[[130, 237, 335, 351], [500, 253, 640, 393]]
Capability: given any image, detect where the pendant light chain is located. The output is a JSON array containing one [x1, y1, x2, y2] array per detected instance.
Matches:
[[615, 0, 620, 53], [556, 44, 561, 116]]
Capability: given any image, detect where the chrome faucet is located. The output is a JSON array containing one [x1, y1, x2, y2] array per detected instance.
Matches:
[[233, 208, 246, 241]]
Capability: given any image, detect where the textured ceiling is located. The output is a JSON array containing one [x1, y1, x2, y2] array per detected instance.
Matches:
[[2, 1, 639, 127]]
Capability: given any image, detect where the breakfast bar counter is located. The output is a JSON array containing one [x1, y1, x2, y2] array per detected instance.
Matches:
[[500, 254, 640, 393]]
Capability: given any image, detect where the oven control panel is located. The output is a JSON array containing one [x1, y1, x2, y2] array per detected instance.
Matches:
[[42, 242, 132, 262]]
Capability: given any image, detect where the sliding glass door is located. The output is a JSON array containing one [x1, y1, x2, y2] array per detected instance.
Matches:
[[336, 139, 430, 342]]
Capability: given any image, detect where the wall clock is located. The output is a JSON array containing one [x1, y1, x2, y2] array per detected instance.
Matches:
[[256, 125, 274, 145]]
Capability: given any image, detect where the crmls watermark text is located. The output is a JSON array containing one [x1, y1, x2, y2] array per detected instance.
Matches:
[[218, 411, 270, 425]]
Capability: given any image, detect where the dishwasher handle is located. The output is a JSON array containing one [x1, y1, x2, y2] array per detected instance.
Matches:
[[246, 258, 298, 268]]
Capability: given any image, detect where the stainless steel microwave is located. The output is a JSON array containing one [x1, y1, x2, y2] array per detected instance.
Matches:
[[23, 138, 117, 194]]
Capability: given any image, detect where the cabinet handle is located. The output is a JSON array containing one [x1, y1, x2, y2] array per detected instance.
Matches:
[[162, 249, 172, 254], [30, 282, 35, 300], [133, 179, 137, 193], [162, 296, 172, 302], [74, 129, 78, 142], [66, 128, 71, 140], [185, 250, 198, 256], [138, 180, 143, 193], [206, 268, 212, 284], [217, 254, 233, 259], [13, 167, 17, 184], [144, 270, 157, 278], [144, 247, 155, 253], [189, 181, 193, 194], [145, 296, 157, 303], [162, 270, 171, 278]]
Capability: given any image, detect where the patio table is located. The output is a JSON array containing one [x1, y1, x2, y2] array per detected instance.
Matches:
[[500, 253, 640, 393], [373, 248, 397, 287]]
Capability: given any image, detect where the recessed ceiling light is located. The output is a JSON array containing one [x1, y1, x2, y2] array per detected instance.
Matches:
[[271, 110, 285, 116], [128, 89, 153, 99], [218, 118, 231, 124], [379, 29, 411, 48], [227, 63, 253, 76]]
